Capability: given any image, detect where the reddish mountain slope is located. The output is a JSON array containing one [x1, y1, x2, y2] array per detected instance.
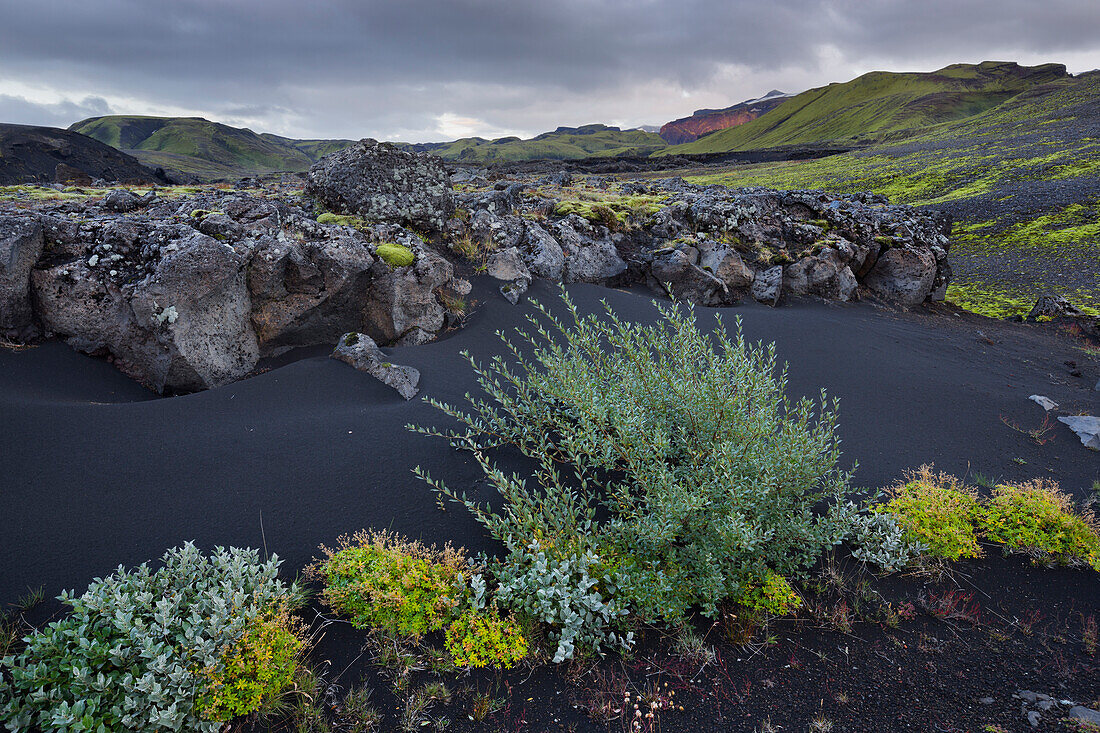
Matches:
[[659, 91, 789, 144]]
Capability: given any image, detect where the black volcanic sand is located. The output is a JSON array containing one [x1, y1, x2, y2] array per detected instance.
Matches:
[[2, 281, 1099, 731]]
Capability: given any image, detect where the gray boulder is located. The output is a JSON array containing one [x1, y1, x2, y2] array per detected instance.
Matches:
[[198, 213, 245, 242], [862, 247, 937, 306], [1068, 706, 1100, 725], [521, 222, 565, 280], [564, 241, 627, 283], [500, 277, 529, 305], [332, 332, 420, 400], [751, 265, 783, 306], [366, 247, 453, 344], [699, 244, 754, 292], [103, 189, 155, 213], [649, 250, 726, 305], [486, 247, 531, 283], [129, 233, 260, 391], [1028, 294, 1086, 320], [784, 248, 858, 301], [306, 140, 454, 231], [0, 216, 45, 339], [33, 233, 259, 392]]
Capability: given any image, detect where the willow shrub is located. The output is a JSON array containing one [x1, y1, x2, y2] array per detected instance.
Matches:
[[412, 290, 859, 656]]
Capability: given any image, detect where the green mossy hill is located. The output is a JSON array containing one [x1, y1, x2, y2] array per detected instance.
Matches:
[[400, 124, 667, 163], [662, 61, 1069, 154], [683, 70, 1100, 318], [70, 116, 356, 182]]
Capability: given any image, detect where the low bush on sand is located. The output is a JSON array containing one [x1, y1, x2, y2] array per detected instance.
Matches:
[[878, 468, 1100, 570], [311, 529, 531, 669], [979, 479, 1100, 570], [877, 465, 984, 561], [444, 609, 529, 669], [309, 529, 468, 638], [411, 289, 888, 660], [0, 544, 303, 732]]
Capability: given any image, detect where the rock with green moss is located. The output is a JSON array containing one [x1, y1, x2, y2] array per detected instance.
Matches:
[[306, 140, 454, 231]]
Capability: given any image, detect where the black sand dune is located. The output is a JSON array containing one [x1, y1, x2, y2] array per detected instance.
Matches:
[[1, 281, 1097, 607]]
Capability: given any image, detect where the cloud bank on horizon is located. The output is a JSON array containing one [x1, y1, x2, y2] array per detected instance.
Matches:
[[1, 0, 1098, 143]]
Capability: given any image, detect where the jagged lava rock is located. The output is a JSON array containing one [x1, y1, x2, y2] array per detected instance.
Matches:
[[332, 332, 420, 400], [0, 215, 45, 339], [306, 139, 454, 231]]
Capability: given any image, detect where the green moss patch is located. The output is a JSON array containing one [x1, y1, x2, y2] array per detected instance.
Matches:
[[376, 242, 415, 267]]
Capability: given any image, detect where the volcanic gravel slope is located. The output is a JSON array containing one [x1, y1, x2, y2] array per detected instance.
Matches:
[[681, 71, 1100, 318]]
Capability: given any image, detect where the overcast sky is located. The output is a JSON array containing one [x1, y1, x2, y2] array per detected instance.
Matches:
[[1, 1, 1098, 143]]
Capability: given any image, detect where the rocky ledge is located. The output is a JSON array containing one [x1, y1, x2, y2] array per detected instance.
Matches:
[[0, 141, 953, 392]]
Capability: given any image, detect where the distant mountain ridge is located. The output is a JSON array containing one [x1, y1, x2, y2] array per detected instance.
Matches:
[[0, 123, 171, 185], [659, 90, 790, 144], [69, 115, 356, 181], [398, 123, 667, 162], [63, 61, 1076, 178], [661, 61, 1070, 154]]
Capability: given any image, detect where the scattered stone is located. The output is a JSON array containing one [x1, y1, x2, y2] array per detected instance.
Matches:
[[1028, 294, 1085, 320], [1057, 415, 1100, 450], [979, 697, 994, 705], [1068, 706, 1100, 724], [306, 139, 454, 231], [500, 278, 529, 305], [1026, 710, 1040, 727], [1028, 395, 1059, 411], [332, 332, 420, 400]]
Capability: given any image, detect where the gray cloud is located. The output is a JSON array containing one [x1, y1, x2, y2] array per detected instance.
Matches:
[[0, 95, 114, 129], [0, 0, 1097, 141]]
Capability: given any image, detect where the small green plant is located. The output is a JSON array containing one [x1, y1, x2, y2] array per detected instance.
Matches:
[[317, 211, 369, 230], [671, 627, 715, 666], [1001, 413, 1057, 445], [195, 606, 303, 720], [979, 479, 1100, 569], [1, 544, 302, 731], [445, 609, 529, 668], [311, 529, 469, 637], [10, 585, 43, 613], [376, 242, 416, 267], [739, 570, 802, 618], [878, 465, 983, 561]]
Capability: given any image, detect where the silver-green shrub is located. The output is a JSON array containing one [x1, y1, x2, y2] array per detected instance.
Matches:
[[1, 543, 300, 732], [494, 542, 632, 663], [840, 502, 924, 572], [413, 289, 859, 655]]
